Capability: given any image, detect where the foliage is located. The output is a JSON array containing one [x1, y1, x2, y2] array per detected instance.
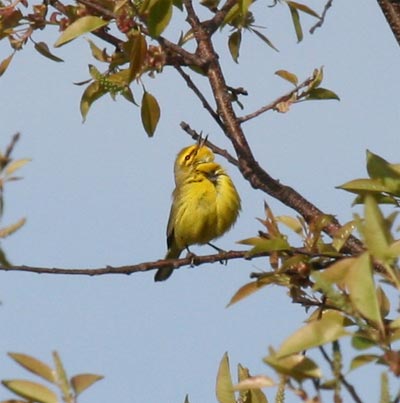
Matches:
[[1, 351, 103, 403], [0, 134, 28, 266]]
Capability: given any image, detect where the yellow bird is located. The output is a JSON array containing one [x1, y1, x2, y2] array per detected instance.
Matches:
[[155, 139, 241, 281]]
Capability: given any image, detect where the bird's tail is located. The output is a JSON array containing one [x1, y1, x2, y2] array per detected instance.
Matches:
[[154, 246, 182, 282]]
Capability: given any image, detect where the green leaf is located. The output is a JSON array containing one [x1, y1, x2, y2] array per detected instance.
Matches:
[[0, 218, 26, 238], [288, 1, 319, 18], [71, 374, 104, 396], [148, 0, 173, 38], [366, 150, 400, 195], [307, 88, 340, 101], [276, 310, 349, 358], [52, 351, 70, 401], [129, 33, 148, 81], [0, 53, 15, 77], [227, 277, 276, 307], [351, 333, 377, 350], [5, 158, 30, 177], [346, 253, 384, 330], [349, 354, 379, 371], [0, 247, 11, 267], [238, 237, 290, 256], [141, 91, 160, 137], [2, 380, 57, 403], [287, 2, 302, 42], [87, 39, 109, 62], [332, 220, 356, 252], [337, 178, 389, 194], [34, 42, 64, 62], [228, 30, 241, 63], [251, 29, 278, 52], [264, 351, 321, 381], [54, 16, 109, 47], [275, 70, 298, 86], [216, 353, 235, 403], [80, 81, 107, 122], [8, 353, 55, 383], [363, 194, 392, 259]]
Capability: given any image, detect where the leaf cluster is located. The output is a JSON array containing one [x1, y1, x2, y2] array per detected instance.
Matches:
[[1, 351, 103, 403], [0, 134, 28, 266]]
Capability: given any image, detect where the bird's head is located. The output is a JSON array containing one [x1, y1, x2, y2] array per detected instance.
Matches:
[[174, 137, 215, 183]]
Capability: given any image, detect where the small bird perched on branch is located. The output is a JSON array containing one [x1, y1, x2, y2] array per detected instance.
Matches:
[[155, 137, 241, 281]]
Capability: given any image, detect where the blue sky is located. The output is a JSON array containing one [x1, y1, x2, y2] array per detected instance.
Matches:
[[1, 0, 400, 402]]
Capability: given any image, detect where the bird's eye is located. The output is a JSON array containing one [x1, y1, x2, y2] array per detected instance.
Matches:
[[184, 154, 191, 161]]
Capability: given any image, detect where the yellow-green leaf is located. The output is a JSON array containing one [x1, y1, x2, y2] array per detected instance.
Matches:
[[251, 29, 278, 52], [8, 353, 55, 383], [129, 33, 148, 81], [264, 351, 321, 381], [238, 237, 290, 255], [288, 1, 319, 18], [2, 380, 57, 403], [275, 70, 298, 86], [345, 253, 384, 330], [349, 354, 379, 371], [71, 373, 104, 396], [276, 310, 348, 358], [227, 278, 276, 307], [366, 150, 400, 195], [141, 91, 160, 137], [87, 39, 109, 62], [234, 375, 274, 390], [287, 2, 302, 42], [307, 88, 340, 101], [216, 353, 235, 403], [148, 0, 173, 38], [228, 30, 241, 63], [52, 351, 70, 400], [0, 53, 15, 77], [80, 81, 107, 122], [54, 16, 109, 47], [363, 194, 392, 259], [5, 158, 30, 177], [0, 218, 26, 238], [337, 178, 388, 194], [34, 42, 64, 62], [332, 220, 356, 251]]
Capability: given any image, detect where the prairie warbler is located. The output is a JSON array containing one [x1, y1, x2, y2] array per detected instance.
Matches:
[[155, 139, 241, 281]]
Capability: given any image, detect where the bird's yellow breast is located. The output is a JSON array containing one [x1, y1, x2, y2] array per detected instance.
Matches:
[[170, 162, 240, 250]]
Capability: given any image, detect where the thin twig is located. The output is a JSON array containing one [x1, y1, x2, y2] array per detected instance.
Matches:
[[4, 132, 20, 160], [175, 66, 224, 129], [238, 77, 314, 123], [319, 346, 363, 403], [0, 245, 350, 278], [0, 249, 271, 276], [310, 0, 333, 34], [180, 122, 239, 166]]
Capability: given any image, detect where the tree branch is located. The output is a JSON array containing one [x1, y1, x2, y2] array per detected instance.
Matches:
[[174, 66, 224, 129], [377, 0, 400, 46], [238, 77, 314, 123], [0, 246, 350, 276], [310, 0, 334, 34], [181, 0, 365, 256], [319, 346, 363, 403]]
